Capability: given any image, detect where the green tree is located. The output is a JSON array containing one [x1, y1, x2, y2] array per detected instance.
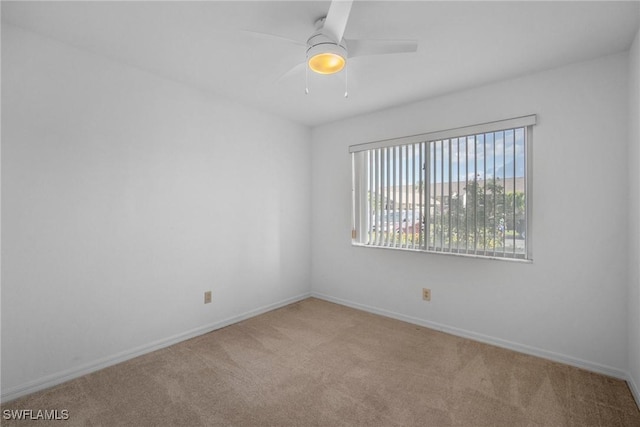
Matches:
[[435, 175, 512, 251]]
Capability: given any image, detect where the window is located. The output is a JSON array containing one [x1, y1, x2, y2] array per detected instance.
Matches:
[[350, 115, 535, 260]]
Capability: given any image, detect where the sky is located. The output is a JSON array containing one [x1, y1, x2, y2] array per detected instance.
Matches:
[[368, 127, 526, 188]]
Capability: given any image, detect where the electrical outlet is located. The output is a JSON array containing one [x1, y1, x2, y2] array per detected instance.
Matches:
[[204, 291, 212, 304], [422, 288, 431, 301]]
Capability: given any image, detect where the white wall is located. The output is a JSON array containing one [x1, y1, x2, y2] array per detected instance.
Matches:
[[628, 28, 640, 400], [1, 25, 311, 399], [311, 53, 630, 375]]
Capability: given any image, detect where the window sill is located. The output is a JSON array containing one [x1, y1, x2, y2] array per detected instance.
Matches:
[[351, 242, 533, 263]]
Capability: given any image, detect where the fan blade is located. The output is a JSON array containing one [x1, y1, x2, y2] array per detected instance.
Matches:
[[277, 62, 306, 82], [346, 39, 418, 58], [236, 29, 306, 47], [322, 0, 353, 43]]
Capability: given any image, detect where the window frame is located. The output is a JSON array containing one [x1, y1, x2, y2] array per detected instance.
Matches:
[[350, 115, 535, 262]]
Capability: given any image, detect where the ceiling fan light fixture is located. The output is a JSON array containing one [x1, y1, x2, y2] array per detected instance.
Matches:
[[306, 36, 347, 75], [308, 52, 345, 74]]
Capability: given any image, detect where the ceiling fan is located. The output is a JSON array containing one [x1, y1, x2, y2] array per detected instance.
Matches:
[[305, 1, 417, 74], [244, 0, 418, 95]]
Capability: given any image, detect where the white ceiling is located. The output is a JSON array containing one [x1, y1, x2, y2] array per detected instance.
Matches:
[[2, 1, 639, 127]]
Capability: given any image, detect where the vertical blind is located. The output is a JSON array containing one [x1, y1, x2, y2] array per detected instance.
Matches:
[[350, 115, 535, 260]]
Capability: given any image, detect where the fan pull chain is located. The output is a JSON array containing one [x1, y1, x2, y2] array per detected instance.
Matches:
[[344, 63, 349, 98], [305, 64, 309, 95]]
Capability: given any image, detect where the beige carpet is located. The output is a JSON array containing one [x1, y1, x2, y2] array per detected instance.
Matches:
[[2, 298, 639, 426]]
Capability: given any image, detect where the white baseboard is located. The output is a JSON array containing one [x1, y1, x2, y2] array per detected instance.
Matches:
[[628, 373, 640, 410], [1, 292, 311, 403], [311, 292, 629, 381]]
